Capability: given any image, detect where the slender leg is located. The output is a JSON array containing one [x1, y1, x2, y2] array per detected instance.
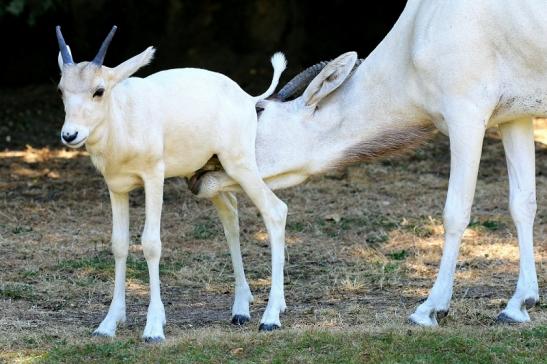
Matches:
[[93, 191, 129, 337], [497, 118, 539, 323], [218, 155, 287, 331], [211, 192, 254, 325], [410, 114, 486, 326], [141, 167, 166, 342]]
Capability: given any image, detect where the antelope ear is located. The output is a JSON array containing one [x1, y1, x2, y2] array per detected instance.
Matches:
[[302, 51, 357, 107], [111, 46, 155, 83], [57, 45, 72, 70]]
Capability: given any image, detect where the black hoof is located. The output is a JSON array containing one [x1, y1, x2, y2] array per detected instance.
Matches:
[[259, 323, 280, 331], [231, 315, 250, 326], [496, 312, 519, 324], [524, 298, 538, 309], [144, 336, 164, 343], [436, 310, 449, 321]]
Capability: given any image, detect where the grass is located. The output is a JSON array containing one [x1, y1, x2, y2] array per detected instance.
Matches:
[[0, 90, 545, 362], [5, 326, 545, 363], [192, 218, 221, 240], [55, 251, 194, 283], [0, 282, 35, 300], [387, 249, 409, 261], [468, 219, 505, 232]]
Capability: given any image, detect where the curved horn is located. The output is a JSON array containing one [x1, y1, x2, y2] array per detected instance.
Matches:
[[276, 58, 365, 101], [277, 61, 329, 101], [92, 25, 117, 66], [56, 26, 74, 65]]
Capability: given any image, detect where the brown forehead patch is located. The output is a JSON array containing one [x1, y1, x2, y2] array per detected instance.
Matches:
[[60, 62, 103, 92]]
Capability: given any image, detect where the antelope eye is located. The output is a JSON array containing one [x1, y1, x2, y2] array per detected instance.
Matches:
[[93, 88, 105, 98], [256, 106, 264, 116]]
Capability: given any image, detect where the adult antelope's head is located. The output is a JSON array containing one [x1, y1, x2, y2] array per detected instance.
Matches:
[[255, 51, 361, 126], [56, 26, 155, 148]]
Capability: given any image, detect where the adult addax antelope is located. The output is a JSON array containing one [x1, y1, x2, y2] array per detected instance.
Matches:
[[192, 0, 542, 327]]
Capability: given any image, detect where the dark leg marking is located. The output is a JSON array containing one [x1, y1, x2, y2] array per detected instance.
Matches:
[[524, 298, 538, 309], [231, 315, 250, 326], [259, 323, 280, 332], [496, 312, 519, 324], [144, 336, 165, 343], [436, 310, 449, 321], [91, 331, 110, 338]]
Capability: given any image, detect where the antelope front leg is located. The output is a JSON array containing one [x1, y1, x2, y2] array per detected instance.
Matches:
[[409, 113, 486, 326], [141, 169, 166, 342], [211, 192, 254, 325], [93, 191, 129, 337], [497, 118, 539, 323]]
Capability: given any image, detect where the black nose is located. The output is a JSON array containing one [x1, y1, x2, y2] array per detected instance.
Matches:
[[62, 131, 78, 143]]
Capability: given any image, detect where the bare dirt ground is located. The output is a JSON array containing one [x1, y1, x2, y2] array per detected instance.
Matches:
[[0, 89, 545, 359]]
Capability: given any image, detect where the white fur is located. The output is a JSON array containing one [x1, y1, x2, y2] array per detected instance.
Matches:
[[253, 52, 287, 101], [197, 0, 541, 327], [57, 48, 287, 340]]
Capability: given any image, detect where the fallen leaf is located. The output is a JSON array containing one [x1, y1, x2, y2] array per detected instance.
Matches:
[[230, 347, 244, 355]]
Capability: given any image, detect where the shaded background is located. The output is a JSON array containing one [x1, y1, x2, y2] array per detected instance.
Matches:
[[0, 0, 406, 150], [1, 0, 406, 87]]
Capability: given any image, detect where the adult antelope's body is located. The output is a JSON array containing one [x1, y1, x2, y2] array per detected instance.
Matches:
[[194, 0, 542, 326], [56, 27, 289, 341]]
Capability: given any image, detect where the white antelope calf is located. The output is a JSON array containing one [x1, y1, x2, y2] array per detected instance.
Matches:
[[56, 26, 288, 341], [192, 0, 542, 327]]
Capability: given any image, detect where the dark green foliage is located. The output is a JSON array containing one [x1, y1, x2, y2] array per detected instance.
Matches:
[[468, 219, 504, 231], [1, 0, 60, 25], [387, 249, 408, 261]]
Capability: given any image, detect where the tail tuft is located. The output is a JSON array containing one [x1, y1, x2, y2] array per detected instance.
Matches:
[[271, 52, 287, 75], [253, 52, 287, 102]]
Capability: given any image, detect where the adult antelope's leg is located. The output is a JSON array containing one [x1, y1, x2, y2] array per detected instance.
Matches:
[[218, 155, 287, 331], [410, 113, 486, 326], [141, 168, 166, 342], [93, 191, 129, 337], [211, 192, 254, 325], [497, 118, 539, 323]]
